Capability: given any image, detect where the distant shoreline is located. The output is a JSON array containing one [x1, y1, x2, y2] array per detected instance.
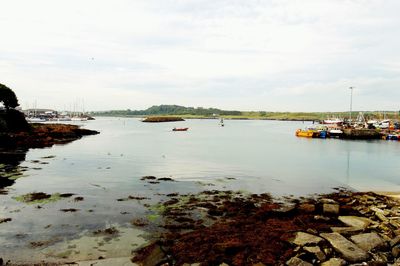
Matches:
[[94, 114, 318, 122]]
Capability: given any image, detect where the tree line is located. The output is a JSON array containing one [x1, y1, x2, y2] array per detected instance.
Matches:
[[92, 105, 242, 116]]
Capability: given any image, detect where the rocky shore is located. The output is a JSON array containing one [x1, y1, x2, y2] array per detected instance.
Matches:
[[131, 190, 400, 266], [0, 123, 99, 149]]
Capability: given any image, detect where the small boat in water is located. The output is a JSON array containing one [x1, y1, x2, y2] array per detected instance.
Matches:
[[172, 127, 189, 131], [295, 129, 319, 138]]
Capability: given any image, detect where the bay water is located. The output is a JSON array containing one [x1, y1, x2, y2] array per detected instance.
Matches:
[[1, 117, 399, 262]]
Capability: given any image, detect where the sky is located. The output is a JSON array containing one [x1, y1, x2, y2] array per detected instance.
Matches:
[[1, 0, 400, 112]]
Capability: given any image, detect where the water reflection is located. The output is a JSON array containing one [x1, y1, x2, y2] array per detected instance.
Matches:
[[0, 148, 27, 191]]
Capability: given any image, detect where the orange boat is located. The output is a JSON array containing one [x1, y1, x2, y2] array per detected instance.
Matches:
[[172, 127, 189, 131], [295, 129, 319, 138]]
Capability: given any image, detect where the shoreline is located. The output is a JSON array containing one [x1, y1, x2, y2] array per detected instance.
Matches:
[[2, 188, 400, 265], [94, 115, 317, 122], [376, 191, 400, 199]]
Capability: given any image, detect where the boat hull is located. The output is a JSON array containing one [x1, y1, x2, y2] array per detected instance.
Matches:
[[295, 129, 318, 138], [172, 128, 189, 131]]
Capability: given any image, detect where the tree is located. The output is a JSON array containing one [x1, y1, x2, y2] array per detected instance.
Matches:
[[0, 83, 19, 110]]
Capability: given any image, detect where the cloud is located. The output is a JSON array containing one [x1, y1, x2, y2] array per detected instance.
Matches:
[[1, 0, 400, 111]]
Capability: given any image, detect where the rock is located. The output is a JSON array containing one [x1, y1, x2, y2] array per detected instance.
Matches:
[[314, 215, 330, 221], [131, 244, 167, 266], [331, 227, 363, 234], [252, 263, 266, 266], [0, 218, 11, 224], [320, 258, 346, 266], [323, 204, 339, 215], [338, 216, 371, 229], [371, 207, 389, 222], [286, 257, 313, 266], [321, 198, 337, 204], [390, 220, 400, 229], [323, 247, 333, 257], [306, 228, 318, 235], [320, 232, 369, 262], [350, 232, 386, 251], [303, 246, 326, 261], [371, 252, 389, 264], [393, 245, 400, 258], [298, 203, 315, 213], [391, 235, 400, 247], [292, 232, 324, 246]]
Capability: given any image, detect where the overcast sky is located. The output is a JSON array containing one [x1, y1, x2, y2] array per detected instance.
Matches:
[[1, 0, 400, 111]]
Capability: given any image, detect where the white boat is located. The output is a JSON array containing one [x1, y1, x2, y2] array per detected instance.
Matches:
[[26, 117, 47, 123], [328, 128, 343, 138], [71, 117, 88, 121], [322, 118, 343, 125], [373, 119, 390, 129]]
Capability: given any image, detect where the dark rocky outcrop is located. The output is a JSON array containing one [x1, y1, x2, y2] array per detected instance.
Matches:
[[0, 123, 99, 149], [142, 116, 185, 123]]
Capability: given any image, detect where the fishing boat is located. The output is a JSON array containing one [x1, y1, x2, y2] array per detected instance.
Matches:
[[328, 128, 343, 138], [172, 127, 189, 131], [295, 129, 319, 138]]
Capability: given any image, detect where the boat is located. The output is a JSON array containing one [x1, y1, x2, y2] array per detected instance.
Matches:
[[71, 117, 88, 121], [295, 129, 319, 138], [328, 128, 343, 138], [26, 117, 47, 123], [385, 134, 399, 141], [172, 127, 189, 131], [322, 117, 343, 125]]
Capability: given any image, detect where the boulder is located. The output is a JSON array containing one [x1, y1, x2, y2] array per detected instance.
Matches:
[[292, 232, 324, 246], [338, 216, 371, 229], [350, 232, 386, 251], [320, 233, 368, 262]]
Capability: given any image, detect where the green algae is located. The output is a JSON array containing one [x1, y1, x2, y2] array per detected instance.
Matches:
[[13, 192, 62, 204]]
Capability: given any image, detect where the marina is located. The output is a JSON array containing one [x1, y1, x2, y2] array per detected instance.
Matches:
[[296, 115, 400, 140]]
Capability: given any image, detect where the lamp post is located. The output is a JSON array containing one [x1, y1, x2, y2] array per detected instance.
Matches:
[[349, 87, 354, 125]]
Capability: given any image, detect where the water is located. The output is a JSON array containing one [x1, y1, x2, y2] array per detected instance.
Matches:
[[1, 117, 399, 262]]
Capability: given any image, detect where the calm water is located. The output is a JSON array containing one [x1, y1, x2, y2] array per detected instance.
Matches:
[[1, 117, 399, 262]]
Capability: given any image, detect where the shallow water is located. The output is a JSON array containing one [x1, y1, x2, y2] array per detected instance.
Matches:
[[0, 117, 399, 262]]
